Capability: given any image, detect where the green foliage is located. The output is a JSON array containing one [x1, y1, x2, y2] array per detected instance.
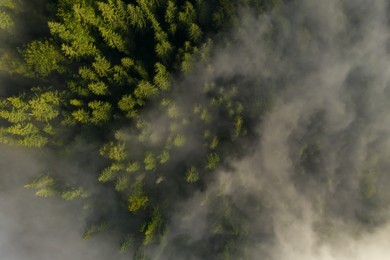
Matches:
[[209, 135, 219, 149], [83, 222, 110, 240], [144, 152, 156, 171], [178, 1, 196, 25], [99, 163, 124, 182], [153, 63, 170, 90], [0, 0, 277, 256], [92, 55, 111, 77], [118, 95, 139, 118], [0, 50, 32, 76], [155, 40, 173, 58], [189, 23, 202, 41], [165, 1, 177, 28], [173, 134, 186, 147], [127, 4, 147, 29], [0, 91, 61, 124], [234, 115, 244, 136], [167, 103, 180, 118], [100, 142, 126, 161], [0, 90, 61, 147], [25, 175, 56, 197], [88, 100, 112, 124], [200, 107, 211, 122], [0, 97, 29, 123], [128, 180, 149, 212], [88, 81, 109, 95], [134, 81, 159, 100], [141, 207, 162, 245], [73, 3, 98, 26], [0, 0, 15, 9], [0, 11, 13, 29], [206, 152, 220, 170], [186, 166, 199, 183], [99, 26, 126, 52], [18, 133, 48, 147], [119, 234, 134, 253], [29, 91, 61, 122], [126, 161, 141, 172], [6, 123, 38, 136], [181, 51, 195, 72], [79, 67, 98, 81], [97, 0, 127, 30], [23, 41, 65, 76], [158, 150, 169, 164], [61, 187, 88, 200], [72, 108, 90, 123], [115, 175, 130, 191]]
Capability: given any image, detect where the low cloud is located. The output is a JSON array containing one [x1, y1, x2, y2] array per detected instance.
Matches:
[[146, 0, 390, 259], [2, 0, 390, 259]]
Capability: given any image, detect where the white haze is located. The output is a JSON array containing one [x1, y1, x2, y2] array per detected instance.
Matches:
[[0, 145, 131, 260], [150, 0, 390, 259], [2, 0, 390, 259]]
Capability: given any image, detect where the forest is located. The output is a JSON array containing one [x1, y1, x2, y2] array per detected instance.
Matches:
[[1, 0, 390, 259]]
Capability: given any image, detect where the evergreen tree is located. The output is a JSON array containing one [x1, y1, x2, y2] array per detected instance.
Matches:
[[0, 0, 279, 257]]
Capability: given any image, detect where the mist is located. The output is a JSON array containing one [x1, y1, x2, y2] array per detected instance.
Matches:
[[2, 0, 390, 259], [0, 145, 132, 260], [145, 0, 390, 259]]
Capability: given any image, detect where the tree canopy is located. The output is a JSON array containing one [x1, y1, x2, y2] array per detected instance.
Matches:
[[1, 0, 387, 259]]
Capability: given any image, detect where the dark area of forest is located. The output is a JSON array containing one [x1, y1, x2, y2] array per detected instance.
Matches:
[[1, 0, 390, 259]]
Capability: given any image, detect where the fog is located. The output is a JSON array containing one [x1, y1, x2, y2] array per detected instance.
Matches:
[[146, 0, 390, 259], [2, 0, 390, 259], [0, 145, 131, 259]]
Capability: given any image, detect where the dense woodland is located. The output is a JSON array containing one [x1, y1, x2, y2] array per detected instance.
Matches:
[[0, 1, 277, 258], [1, 0, 389, 259]]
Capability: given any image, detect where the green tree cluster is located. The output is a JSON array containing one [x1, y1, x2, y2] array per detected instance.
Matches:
[[0, 0, 279, 258]]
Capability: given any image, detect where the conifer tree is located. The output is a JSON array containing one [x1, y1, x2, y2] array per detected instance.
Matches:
[[0, 0, 278, 256]]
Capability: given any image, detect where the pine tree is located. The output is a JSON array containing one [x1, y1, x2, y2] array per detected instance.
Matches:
[[29, 91, 61, 122], [23, 41, 65, 76], [141, 207, 162, 245], [24, 175, 56, 197], [88, 100, 112, 124], [128, 180, 149, 212], [0, 11, 13, 29], [0, 0, 278, 256], [127, 4, 147, 30]]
